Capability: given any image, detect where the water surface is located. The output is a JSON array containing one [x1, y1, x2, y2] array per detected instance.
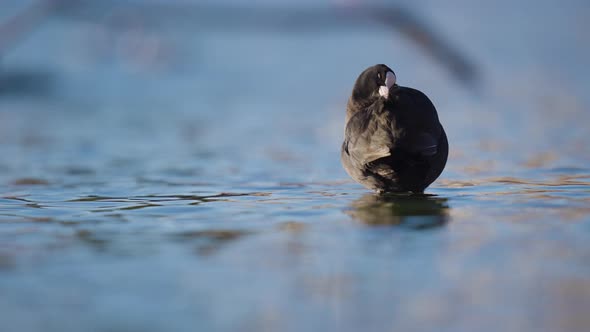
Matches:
[[1, 1, 589, 331]]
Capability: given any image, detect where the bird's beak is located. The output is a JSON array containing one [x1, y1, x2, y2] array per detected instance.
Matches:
[[378, 71, 396, 99]]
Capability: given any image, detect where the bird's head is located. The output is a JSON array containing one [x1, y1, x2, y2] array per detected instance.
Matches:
[[351, 64, 397, 104]]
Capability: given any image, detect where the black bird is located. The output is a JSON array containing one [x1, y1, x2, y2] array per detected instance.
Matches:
[[341, 64, 448, 193]]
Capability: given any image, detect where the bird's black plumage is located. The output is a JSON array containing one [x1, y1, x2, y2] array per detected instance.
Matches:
[[341, 64, 448, 193]]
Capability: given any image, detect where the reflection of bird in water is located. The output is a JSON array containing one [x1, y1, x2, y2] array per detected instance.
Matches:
[[346, 193, 449, 229]]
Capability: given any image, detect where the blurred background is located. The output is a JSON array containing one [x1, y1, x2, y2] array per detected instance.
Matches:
[[0, 1, 589, 331]]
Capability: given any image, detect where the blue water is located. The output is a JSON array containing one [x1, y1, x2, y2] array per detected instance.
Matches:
[[1, 1, 589, 331]]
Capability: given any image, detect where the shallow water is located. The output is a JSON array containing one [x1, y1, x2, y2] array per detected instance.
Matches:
[[1, 1, 590, 331]]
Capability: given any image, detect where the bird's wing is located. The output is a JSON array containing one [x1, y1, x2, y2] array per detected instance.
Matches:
[[350, 141, 391, 165], [398, 87, 442, 158], [343, 108, 393, 166], [408, 132, 438, 157]]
